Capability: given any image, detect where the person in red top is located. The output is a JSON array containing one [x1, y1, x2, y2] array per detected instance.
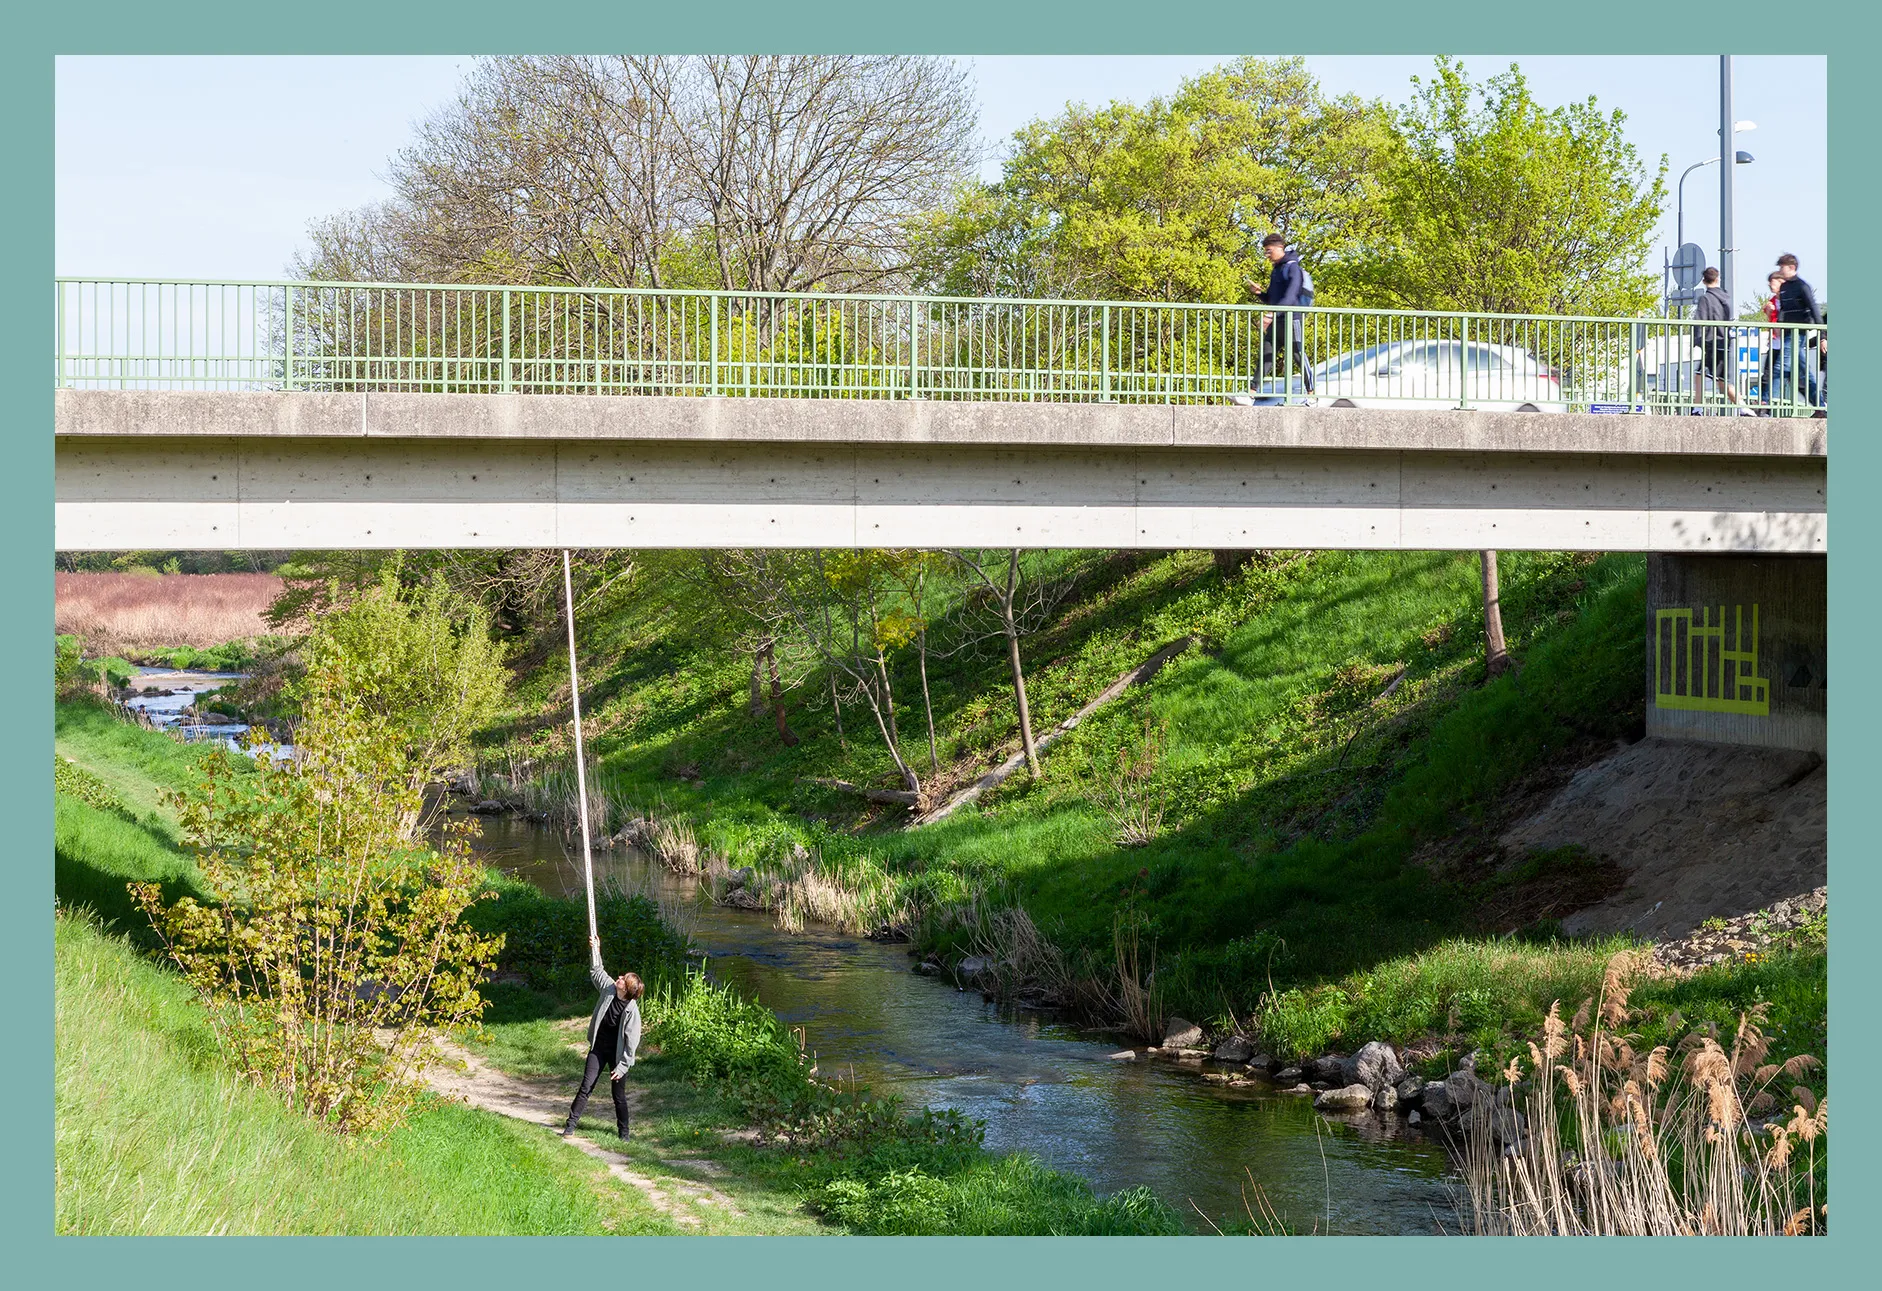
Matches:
[[1758, 269, 1783, 409]]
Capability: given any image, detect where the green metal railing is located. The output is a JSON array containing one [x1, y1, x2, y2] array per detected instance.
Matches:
[[52, 278, 1830, 417]]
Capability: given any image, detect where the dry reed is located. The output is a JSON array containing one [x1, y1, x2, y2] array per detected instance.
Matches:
[[1457, 950, 1827, 1236], [56, 573, 283, 652]]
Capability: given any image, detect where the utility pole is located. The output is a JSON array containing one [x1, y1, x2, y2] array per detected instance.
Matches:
[[1720, 55, 1735, 304]]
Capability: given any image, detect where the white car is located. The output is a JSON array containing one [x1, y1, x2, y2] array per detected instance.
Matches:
[[1233, 340, 1569, 412]]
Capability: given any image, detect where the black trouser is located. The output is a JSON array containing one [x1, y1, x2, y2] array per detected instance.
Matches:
[[566, 1050, 631, 1137], [1259, 312, 1314, 392]]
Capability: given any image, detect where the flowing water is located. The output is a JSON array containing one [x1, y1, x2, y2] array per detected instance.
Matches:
[[121, 668, 294, 758], [465, 811, 1461, 1235]]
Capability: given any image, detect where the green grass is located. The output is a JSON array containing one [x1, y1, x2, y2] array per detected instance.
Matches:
[[54, 909, 676, 1235], [56, 698, 1168, 1235], [499, 549, 1652, 1040], [55, 699, 230, 825], [462, 969, 1183, 1236]]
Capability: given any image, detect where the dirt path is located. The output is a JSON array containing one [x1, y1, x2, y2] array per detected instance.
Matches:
[[418, 1034, 742, 1229]]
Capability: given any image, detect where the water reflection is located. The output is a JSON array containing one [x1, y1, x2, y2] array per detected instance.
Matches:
[[462, 810, 1460, 1234]]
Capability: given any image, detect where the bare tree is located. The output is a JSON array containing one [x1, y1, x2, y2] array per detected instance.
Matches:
[[945, 550, 1074, 780], [294, 55, 978, 294]]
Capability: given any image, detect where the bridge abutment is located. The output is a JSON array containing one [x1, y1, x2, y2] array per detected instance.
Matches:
[[1645, 553, 1825, 754]]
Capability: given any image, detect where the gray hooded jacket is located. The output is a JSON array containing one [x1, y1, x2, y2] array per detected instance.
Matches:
[[587, 960, 642, 1080]]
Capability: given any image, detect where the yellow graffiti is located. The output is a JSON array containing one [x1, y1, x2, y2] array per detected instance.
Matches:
[[1654, 604, 1769, 716]]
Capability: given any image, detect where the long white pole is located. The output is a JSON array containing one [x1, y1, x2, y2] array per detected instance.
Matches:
[[562, 550, 598, 944]]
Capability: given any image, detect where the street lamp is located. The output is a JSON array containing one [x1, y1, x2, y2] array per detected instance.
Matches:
[[1678, 150, 1756, 252]]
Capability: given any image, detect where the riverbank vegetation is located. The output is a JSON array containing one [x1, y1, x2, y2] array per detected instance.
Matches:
[[428, 542, 1824, 1125], [55, 676, 1180, 1234], [469, 549, 1641, 1030]]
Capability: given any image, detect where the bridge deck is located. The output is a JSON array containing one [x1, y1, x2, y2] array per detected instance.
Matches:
[[54, 392, 1827, 553]]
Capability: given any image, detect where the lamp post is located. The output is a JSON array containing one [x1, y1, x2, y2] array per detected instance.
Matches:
[[1720, 54, 1756, 302], [1678, 150, 1756, 252]]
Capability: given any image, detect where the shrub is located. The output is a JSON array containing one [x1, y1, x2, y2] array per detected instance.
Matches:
[[813, 1157, 1182, 1236], [291, 568, 508, 822], [133, 631, 501, 1134], [467, 875, 691, 997], [1256, 986, 1352, 1059], [649, 969, 808, 1088]]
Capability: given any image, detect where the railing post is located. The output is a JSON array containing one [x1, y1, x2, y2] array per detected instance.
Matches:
[[501, 288, 513, 393], [709, 295, 720, 395], [1101, 304, 1112, 402], [908, 297, 921, 399], [55, 282, 66, 389], [282, 284, 295, 391], [1628, 321, 1644, 411], [1456, 316, 1469, 410]]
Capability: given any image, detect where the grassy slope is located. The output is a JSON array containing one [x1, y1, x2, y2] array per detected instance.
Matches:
[[55, 703, 1170, 1235], [53, 710, 679, 1236], [508, 547, 1824, 1065], [55, 910, 676, 1235]]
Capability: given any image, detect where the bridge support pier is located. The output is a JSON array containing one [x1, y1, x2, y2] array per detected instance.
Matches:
[[1646, 553, 1825, 754]]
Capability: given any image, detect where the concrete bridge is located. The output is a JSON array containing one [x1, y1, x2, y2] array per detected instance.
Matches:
[[55, 389, 1825, 553], [53, 277, 1828, 553]]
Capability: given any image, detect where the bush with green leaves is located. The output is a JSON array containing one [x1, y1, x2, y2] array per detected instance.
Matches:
[[812, 1157, 1181, 1236], [466, 874, 692, 997], [133, 587, 506, 1135], [291, 568, 507, 830], [55, 634, 84, 694]]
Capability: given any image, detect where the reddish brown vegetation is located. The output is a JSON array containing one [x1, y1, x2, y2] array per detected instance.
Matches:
[[55, 573, 283, 652]]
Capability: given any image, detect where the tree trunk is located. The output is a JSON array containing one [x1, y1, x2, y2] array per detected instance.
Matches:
[[764, 642, 799, 746], [1212, 549, 1255, 576], [1480, 550, 1513, 679], [861, 685, 921, 794], [875, 649, 902, 751], [828, 672, 846, 747], [1000, 550, 1041, 778], [749, 645, 766, 718], [1006, 625, 1040, 778], [917, 627, 939, 773]]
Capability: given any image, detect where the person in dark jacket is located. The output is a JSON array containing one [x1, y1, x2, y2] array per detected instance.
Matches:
[[561, 934, 643, 1140], [1691, 267, 1739, 406], [1772, 253, 1823, 410], [1246, 233, 1314, 397]]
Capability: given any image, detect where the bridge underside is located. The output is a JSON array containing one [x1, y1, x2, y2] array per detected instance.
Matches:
[[54, 392, 1826, 552]]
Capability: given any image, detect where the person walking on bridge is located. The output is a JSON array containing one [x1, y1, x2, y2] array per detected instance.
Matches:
[[1242, 233, 1315, 401], [561, 934, 643, 1140], [1773, 253, 1824, 413], [1692, 266, 1740, 407]]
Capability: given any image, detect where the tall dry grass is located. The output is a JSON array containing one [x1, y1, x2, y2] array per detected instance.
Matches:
[[771, 850, 909, 935], [56, 573, 283, 652], [1457, 951, 1827, 1236]]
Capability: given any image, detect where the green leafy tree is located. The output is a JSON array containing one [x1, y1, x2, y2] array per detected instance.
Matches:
[[134, 610, 503, 1134], [290, 568, 508, 837], [914, 57, 1395, 305], [1356, 58, 1666, 315]]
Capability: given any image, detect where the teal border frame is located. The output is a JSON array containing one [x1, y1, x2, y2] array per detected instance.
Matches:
[[4, 4, 1869, 1282]]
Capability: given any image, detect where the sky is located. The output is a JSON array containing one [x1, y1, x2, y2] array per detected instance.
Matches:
[[55, 54, 1827, 307]]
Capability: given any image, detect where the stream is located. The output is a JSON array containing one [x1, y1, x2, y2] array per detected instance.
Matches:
[[120, 668, 294, 758], [121, 668, 1459, 1232], [463, 811, 1462, 1235]]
